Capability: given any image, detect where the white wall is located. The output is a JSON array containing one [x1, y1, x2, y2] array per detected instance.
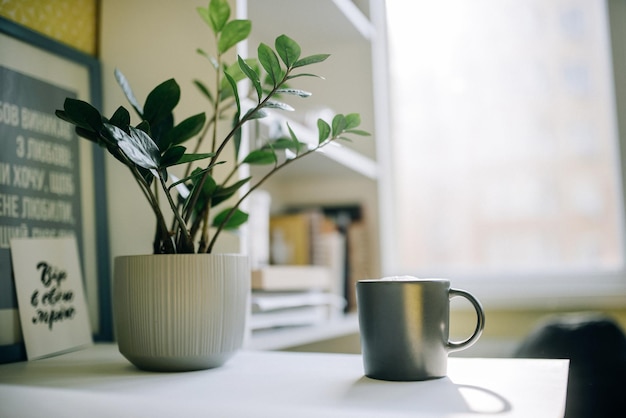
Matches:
[[100, 0, 238, 257]]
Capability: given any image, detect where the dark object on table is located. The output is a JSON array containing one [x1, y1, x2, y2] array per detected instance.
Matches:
[[515, 313, 626, 418]]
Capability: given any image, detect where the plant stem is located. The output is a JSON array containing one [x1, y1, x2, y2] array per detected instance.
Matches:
[[205, 142, 322, 253], [183, 50, 224, 232], [202, 70, 302, 253], [127, 165, 174, 253], [183, 116, 213, 178], [158, 171, 194, 252]]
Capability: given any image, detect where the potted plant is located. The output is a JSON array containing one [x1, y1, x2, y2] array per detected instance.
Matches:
[[56, 0, 368, 372]]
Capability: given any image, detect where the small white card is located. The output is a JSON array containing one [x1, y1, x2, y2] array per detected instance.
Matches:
[[10, 236, 92, 360]]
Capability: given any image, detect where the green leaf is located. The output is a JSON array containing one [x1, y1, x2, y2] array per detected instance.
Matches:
[[265, 101, 294, 111], [212, 207, 249, 230], [217, 63, 240, 101], [137, 166, 155, 186], [162, 150, 214, 170], [235, 127, 244, 164], [194, 80, 214, 103], [238, 55, 262, 102], [346, 129, 370, 136], [196, 47, 209, 59], [223, 70, 241, 118], [73, 126, 101, 143], [207, 0, 230, 34], [175, 152, 215, 164], [275, 34, 301, 68], [109, 106, 131, 130], [105, 124, 160, 170], [169, 167, 211, 193], [55, 109, 73, 124], [218, 19, 251, 54], [196, 6, 212, 31], [293, 53, 330, 68], [286, 73, 325, 81], [284, 123, 305, 157], [262, 73, 276, 89], [143, 79, 179, 143], [331, 114, 347, 137], [222, 56, 260, 85], [317, 118, 331, 143], [265, 137, 307, 152], [135, 120, 151, 135], [196, 169, 218, 195], [160, 145, 186, 168], [211, 177, 251, 206], [258, 43, 283, 86], [114, 68, 143, 116], [243, 108, 268, 120], [223, 69, 243, 159], [59, 98, 102, 132], [162, 112, 206, 147], [243, 149, 276, 165], [275, 88, 311, 98], [143, 79, 180, 126], [344, 113, 361, 130], [286, 122, 299, 142], [186, 170, 217, 216], [221, 59, 258, 89]]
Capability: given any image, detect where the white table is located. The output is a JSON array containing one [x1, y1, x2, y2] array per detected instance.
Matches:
[[0, 344, 568, 418]]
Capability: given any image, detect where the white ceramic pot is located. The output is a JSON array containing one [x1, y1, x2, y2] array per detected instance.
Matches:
[[113, 254, 249, 372]]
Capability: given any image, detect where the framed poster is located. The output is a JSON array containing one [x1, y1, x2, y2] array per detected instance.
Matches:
[[0, 16, 111, 363]]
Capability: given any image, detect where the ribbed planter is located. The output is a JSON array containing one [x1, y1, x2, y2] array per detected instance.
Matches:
[[113, 254, 249, 372]]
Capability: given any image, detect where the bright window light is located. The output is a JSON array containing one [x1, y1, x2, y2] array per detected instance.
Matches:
[[385, 0, 623, 284]]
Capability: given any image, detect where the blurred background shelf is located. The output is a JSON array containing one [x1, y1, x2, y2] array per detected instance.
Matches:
[[246, 313, 359, 352]]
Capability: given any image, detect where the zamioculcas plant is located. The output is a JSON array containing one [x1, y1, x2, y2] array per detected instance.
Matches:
[[56, 0, 369, 254]]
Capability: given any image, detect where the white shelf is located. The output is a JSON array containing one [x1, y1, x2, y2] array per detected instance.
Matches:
[[243, 99, 378, 180], [246, 313, 359, 351], [331, 0, 375, 40], [237, 0, 379, 352], [241, 0, 374, 45]]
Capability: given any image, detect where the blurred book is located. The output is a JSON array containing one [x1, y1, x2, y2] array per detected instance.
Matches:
[[251, 290, 345, 313], [250, 290, 346, 330], [317, 227, 346, 307], [251, 265, 332, 291], [270, 211, 315, 265], [269, 204, 373, 312], [249, 305, 329, 331]]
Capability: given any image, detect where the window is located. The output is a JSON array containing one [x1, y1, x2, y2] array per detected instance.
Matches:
[[381, 0, 626, 304]]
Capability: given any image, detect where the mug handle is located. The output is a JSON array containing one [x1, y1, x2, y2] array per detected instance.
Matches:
[[447, 288, 486, 353]]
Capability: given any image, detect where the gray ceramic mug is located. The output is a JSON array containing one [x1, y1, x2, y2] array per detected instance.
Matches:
[[357, 277, 485, 381]]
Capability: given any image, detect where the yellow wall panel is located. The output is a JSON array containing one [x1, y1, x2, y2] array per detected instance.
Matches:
[[0, 0, 97, 55]]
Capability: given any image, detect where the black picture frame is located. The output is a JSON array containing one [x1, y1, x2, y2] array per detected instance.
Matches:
[[0, 16, 112, 364]]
